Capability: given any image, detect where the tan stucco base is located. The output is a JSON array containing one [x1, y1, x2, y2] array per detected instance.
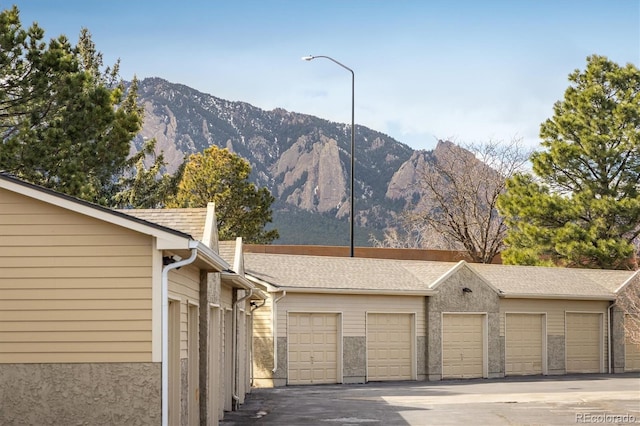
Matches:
[[0, 362, 161, 425], [272, 378, 287, 387], [343, 336, 366, 382]]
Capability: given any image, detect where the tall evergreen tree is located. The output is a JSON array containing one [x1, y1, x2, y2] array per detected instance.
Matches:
[[0, 6, 142, 204], [169, 145, 279, 244], [112, 139, 183, 208], [498, 55, 640, 269]]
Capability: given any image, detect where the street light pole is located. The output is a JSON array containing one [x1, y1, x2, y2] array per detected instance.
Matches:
[[302, 55, 355, 257]]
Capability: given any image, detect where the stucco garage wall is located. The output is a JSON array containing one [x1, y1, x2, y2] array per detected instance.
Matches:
[[269, 293, 427, 385], [0, 363, 160, 425], [427, 265, 501, 380]]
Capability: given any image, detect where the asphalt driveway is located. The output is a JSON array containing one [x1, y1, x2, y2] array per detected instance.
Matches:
[[221, 373, 640, 425]]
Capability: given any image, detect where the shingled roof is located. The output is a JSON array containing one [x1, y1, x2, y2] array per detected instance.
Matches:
[[118, 208, 207, 240], [244, 253, 437, 294], [244, 252, 637, 299], [469, 263, 631, 299], [218, 241, 238, 267]]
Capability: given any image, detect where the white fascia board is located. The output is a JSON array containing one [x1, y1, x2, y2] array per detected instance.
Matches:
[[221, 271, 253, 290], [613, 270, 640, 294], [270, 287, 435, 296], [428, 260, 467, 290], [195, 241, 230, 272], [156, 237, 193, 250], [245, 275, 279, 293], [243, 274, 433, 296], [249, 288, 268, 300]]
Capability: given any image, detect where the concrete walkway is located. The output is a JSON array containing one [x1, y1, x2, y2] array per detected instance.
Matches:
[[222, 374, 640, 425]]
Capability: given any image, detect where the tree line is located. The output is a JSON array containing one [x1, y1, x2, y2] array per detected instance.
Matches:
[[0, 6, 277, 244], [374, 54, 640, 271], [2, 5, 639, 268]]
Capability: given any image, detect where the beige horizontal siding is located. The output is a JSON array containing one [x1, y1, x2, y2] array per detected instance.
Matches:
[[0, 277, 152, 289], [1, 266, 150, 278], [0, 320, 152, 331], [500, 298, 609, 370], [0, 223, 143, 236], [253, 298, 272, 338], [0, 188, 154, 364], [276, 293, 426, 338], [221, 284, 233, 308], [0, 288, 150, 300], [168, 264, 200, 359], [2, 254, 152, 268], [499, 299, 609, 335], [0, 352, 152, 363], [0, 309, 151, 321], [0, 330, 151, 342], [1, 341, 150, 353], [0, 245, 151, 257], [2, 234, 151, 247], [0, 299, 150, 310]]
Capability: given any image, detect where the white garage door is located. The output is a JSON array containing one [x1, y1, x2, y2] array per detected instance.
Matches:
[[566, 313, 601, 373], [288, 313, 339, 385], [367, 313, 413, 381], [442, 314, 484, 379], [505, 314, 544, 376], [624, 314, 640, 372]]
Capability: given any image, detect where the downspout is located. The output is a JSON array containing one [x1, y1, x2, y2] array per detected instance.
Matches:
[[232, 288, 254, 410], [608, 301, 615, 374], [271, 291, 287, 374], [161, 246, 198, 426], [250, 299, 267, 386]]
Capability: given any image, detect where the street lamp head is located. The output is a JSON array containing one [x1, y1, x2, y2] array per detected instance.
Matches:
[[301, 55, 315, 61]]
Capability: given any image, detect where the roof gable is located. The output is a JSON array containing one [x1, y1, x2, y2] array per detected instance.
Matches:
[[116, 208, 206, 240], [469, 263, 621, 300], [425, 260, 501, 295], [0, 173, 192, 249]]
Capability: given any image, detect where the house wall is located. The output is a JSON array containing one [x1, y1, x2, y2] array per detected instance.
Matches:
[[255, 292, 427, 386], [499, 299, 610, 375], [168, 264, 201, 425], [0, 188, 159, 424], [200, 271, 222, 425], [209, 282, 254, 417], [252, 296, 275, 387], [0, 188, 155, 363]]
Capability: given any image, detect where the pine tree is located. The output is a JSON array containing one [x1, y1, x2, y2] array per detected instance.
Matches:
[[498, 55, 640, 269], [169, 145, 279, 244], [0, 6, 142, 204]]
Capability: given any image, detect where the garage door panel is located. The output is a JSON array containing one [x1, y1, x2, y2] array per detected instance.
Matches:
[[288, 313, 339, 385], [442, 314, 484, 379], [367, 313, 413, 381], [505, 314, 544, 376], [566, 313, 601, 373]]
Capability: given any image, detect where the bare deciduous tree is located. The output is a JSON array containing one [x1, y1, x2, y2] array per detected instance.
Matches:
[[618, 283, 640, 345], [382, 139, 531, 263]]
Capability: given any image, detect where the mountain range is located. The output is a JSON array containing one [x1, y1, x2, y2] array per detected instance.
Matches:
[[133, 77, 467, 246]]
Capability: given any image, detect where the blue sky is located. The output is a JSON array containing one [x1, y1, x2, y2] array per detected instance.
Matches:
[[5, 0, 639, 150]]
